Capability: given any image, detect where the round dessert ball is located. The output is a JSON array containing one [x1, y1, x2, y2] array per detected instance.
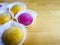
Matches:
[[2, 26, 24, 45], [18, 13, 33, 26], [11, 5, 23, 15], [0, 13, 11, 25], [0, 5, 2, 7]]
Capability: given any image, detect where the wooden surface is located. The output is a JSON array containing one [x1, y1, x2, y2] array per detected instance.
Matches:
[[0, 0, 60, 45]]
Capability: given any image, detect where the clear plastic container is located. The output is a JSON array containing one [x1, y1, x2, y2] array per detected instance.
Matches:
[[8, 2, 27, 15], [0, 3, 8, 13], [0, 20, 27, 45], [15, 9, 38, 26]]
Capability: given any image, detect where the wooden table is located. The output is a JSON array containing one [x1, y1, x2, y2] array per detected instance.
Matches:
[[0, 0, 60, 45]]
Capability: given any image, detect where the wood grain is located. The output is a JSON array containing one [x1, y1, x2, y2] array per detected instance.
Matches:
[[0, 0, 60, 45]]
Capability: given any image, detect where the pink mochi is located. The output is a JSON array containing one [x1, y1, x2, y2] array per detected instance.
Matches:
[[18, 13, 33, 26]]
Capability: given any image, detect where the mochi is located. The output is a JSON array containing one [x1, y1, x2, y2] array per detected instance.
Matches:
[[18, 13, 33, 26], [11, 5, 23, 15], [0, 13, 11, 25], [2, 26, 24, 45]]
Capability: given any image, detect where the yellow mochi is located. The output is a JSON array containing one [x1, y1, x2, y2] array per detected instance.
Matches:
[[0, 13, 11, 25], [11, 5, 23, 15], [2, 26, 24, 45]]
